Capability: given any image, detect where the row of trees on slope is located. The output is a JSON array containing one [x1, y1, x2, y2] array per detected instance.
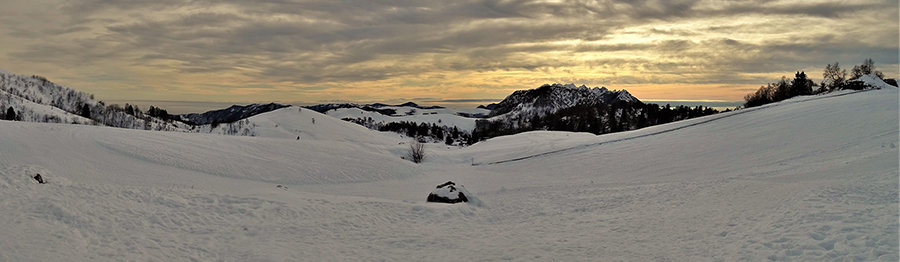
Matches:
[[342, 117, 473, 145], [744, 58, 896, 108], [471, 101, 719, 143], [0, 72, 184, 130], [2, 73, 297, 138]]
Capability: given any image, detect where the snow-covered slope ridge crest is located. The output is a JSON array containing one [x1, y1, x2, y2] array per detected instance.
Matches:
[[856, 74, 898, 89]]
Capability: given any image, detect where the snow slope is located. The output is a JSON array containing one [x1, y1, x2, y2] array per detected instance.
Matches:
[[196, 106, 407, 145], [0, 89, 94, 124], [0, 88, 896, 261], [857, 74, 898, 89]]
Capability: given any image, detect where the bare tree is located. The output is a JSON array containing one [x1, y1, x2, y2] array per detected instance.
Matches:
[[823, 62, 847, 91], [408, 139, 426, 163], [851, 58, 885, 80]]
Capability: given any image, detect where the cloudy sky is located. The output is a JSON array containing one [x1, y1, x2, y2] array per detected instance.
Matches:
[[1, 0, 897, 109]]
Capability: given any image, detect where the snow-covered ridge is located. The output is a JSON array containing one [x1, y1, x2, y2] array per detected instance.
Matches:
[[0, 68, 188, 131], [559, 83, 638, 103], [855, 74, 898, 90], [195, 106, 407, 144]]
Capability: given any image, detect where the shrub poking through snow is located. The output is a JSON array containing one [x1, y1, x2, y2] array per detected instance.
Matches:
[[407, 139, 426, 163], [426, 181, 469, 204]]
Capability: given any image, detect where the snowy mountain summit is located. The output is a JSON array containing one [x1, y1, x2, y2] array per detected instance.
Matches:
[[489, 83, 638, 117]]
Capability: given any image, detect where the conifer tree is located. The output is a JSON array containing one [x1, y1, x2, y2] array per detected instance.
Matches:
[[5, 107, 16, 121], [80, 104, 91, 119]]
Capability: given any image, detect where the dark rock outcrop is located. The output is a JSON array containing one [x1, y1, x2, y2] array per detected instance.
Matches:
[[426, 181, 469, 204]]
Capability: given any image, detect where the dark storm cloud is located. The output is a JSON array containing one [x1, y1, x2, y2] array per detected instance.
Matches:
[[705, 1, 889, 18], [70, 1, 630, 82]]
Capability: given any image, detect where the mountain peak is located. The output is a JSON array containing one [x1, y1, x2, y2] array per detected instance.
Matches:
[[399, 102, 419, 107], [489, 83, 640, 117]]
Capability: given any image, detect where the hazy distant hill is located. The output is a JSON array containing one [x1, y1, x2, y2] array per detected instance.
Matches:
[[174, 103, 290, 125]]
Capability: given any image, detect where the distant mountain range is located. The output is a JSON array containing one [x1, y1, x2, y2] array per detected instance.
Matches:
[[298, 83, 644, 144], [15, 67, 891, 145], [0, 67, 707, 145], [0, 67, 690, 144], [304, 102, 445, 116], [304, 83, 638, 121]]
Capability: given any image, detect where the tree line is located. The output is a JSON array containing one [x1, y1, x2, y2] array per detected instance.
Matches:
[[342, 117, 472, 145], [744, 58, 896, 108], [470, 101, 720, 143]]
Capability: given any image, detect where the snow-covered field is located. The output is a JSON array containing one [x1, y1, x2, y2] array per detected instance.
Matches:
[[0, 88, 897, 261]]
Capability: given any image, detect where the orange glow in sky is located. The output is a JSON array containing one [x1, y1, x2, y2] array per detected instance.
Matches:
[[0, 0, 896, 107]]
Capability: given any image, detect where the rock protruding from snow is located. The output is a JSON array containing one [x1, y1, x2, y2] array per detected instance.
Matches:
[[427, 181, 470, 204]]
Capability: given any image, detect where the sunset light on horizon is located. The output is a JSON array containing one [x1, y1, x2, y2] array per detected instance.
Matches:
[[1, 0, 896, 110]]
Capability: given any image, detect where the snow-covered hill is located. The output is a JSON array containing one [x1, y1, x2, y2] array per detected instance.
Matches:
[[854, 74, 899, 90], [0, 89, 93, 124], [309, 102, 489, 132], [306, 102, 486, 145], [194, 106, 408, 145], [0, 69, 189, 131], [0, 85, 896, 261]]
